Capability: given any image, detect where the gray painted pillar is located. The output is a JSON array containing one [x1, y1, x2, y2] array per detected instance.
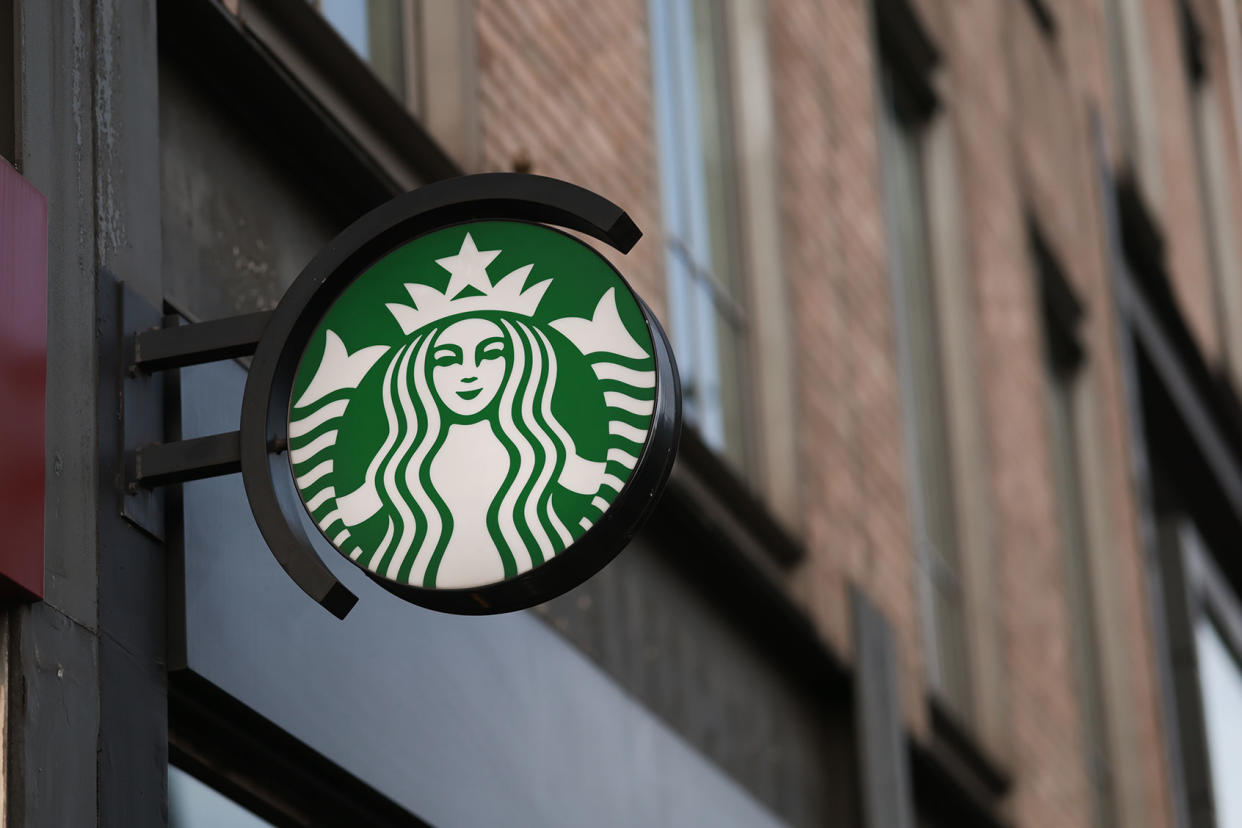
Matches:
[[852, 586, 916, 828], [10, 1, 166, 825], [93, 0, 167, 823], [11, 2, 102, 825]]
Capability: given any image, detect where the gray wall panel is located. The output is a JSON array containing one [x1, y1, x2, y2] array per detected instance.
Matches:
[[538, 543, 857, 827], [159, 61, 344, 322], [12, 2, 103, 823], [175, 359, 786, 828], [17, 0, 98, 630], [10, 603, 99, 828]]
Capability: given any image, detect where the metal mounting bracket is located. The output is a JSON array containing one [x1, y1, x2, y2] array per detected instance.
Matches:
[[114, 280, 167, 539], [120, 293, 270, 538], [128, 431, 243, 489], [131, 309, 271, 372]]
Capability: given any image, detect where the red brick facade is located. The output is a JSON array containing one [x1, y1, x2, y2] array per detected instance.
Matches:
[[474, 1, 1239, 825]]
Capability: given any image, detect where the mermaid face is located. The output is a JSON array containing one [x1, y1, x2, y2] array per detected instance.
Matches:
[[430, 318, 509, 419]]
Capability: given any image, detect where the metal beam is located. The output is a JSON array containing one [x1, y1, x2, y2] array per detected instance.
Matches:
[[852, 587, 916, 828], [131, 431, 242, 488], [132, 311, 271, 373]]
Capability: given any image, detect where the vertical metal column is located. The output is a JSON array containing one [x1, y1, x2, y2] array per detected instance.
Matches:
[[853, 586, 916, 828]]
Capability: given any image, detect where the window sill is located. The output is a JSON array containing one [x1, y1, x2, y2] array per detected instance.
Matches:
[[162, 0, 459, 211], [909, 696, 1011, 827], [669, 426, 805, 567], [654, 430, 1014, 826], [242, 0, 460, 183], [642, 425, 845, 688]]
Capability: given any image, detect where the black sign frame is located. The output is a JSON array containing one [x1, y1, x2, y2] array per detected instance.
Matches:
[[238, 174, 681, 617]]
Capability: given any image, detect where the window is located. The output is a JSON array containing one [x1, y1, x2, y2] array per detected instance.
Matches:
[[1163, 519, 1242, 828], [310, 0, 408, 102], [221, 0, 476, 181], [877, 50, 971, 716], [1195, 614, 1242, 828], [1179, 0, 1242, 376], [1034, 227, 1118, 828], [649, 0, 750, 471], [169, 767, 275, 828]]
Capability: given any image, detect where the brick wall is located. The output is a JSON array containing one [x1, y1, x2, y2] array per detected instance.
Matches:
[[1145, 0, 1221, 359], [768, 0, 928, 737], [471, 1, 1206, 826], [475, 0, 665, 322]]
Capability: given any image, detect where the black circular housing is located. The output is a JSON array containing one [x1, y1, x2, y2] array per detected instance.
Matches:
[[239, 173, 681, 618]]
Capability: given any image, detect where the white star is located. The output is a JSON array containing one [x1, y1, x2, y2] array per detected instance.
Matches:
[[435, 232, 500, 299]]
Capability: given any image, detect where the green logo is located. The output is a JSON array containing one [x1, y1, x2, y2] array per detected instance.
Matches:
[[288, 221, 656, 590]]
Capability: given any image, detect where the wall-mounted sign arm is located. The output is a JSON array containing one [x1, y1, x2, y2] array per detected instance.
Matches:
[[118, 294, 361, 618], [130, 309, 272, 373], [128, 431, 242, 489], [122, 309, 266, 495]]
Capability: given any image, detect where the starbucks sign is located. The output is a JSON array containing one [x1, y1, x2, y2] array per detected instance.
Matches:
[[290, 220, 662, 591], [239, 175, 680, 616]]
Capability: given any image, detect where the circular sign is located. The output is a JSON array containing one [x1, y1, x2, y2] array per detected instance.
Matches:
[[283, 219, 677, 612]]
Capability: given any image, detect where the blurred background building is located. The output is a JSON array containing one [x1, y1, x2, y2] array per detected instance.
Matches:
[[2, 0, 1242, 826]]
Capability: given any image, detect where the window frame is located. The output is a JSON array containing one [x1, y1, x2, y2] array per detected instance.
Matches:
[[649, 0, 757, 475], [1160, 512, 1242, 828], [1032, 221, 1123, 828], [874, 7, 974, 721], [169, 675, 427, 828], [880, 64, 970, 716], [222, 0, 471, 189], [874, 0, 1009, 767], [1178, 0, 1242, 383], [1103, 0, 1162, 204], [307, 0, 411, 104]]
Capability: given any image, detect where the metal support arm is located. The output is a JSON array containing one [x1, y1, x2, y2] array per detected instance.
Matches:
[[129, 431, 242, 489], [119, 297, 272, 541], [131, 310, 271, 373]]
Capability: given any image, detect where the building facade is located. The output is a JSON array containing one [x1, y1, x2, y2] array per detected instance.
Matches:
[[3, 0, 1242, 826]]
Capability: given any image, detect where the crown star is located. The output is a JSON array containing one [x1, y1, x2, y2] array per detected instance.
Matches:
[[387, 235, 552, 335], [436, 232, 500, 299]]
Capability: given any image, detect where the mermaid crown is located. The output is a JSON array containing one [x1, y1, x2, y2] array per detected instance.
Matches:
[[386, 233, 551, 335]]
